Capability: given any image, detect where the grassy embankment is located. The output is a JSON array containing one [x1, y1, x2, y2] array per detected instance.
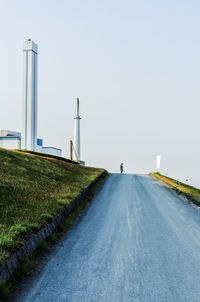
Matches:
[[150, 172, 200, 205], [0, 148, 105, 267]]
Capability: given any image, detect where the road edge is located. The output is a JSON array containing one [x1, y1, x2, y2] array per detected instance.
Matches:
[[150, 173, 200, 207]]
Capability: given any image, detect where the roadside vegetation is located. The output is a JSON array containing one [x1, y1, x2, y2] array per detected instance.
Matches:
[[150, 172, 200, 204], [0, 175, 107, 301], [0, 148, 105, 267]]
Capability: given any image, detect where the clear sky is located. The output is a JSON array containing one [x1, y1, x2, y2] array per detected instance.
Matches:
[[0, 0, 199, 186]]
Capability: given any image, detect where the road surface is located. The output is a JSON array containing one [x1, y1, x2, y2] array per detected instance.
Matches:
[[10, 174, 200, 302]]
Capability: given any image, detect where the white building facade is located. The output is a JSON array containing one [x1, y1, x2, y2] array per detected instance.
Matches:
[[36, 139, 62, 157], [0, 130, 21, 149]]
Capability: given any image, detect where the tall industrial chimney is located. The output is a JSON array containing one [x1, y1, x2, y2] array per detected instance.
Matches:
[[73, 98, 81, 161], [21, 39, 38, 151]]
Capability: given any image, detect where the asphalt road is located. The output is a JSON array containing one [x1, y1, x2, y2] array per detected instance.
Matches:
[[11, 174, 200, 302]]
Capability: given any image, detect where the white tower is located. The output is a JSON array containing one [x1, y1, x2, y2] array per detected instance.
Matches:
[[73, 98, 81, 161], [156, 155, 161, 171], [21, 39, 38, 151]]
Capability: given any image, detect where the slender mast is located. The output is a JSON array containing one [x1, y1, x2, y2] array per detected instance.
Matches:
[[73, 98, 81, 161]]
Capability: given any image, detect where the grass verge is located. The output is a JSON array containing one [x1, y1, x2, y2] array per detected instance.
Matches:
[[150, 172, 200, 204], [0, 171, 108, 301], [0, 147, 105, 265]]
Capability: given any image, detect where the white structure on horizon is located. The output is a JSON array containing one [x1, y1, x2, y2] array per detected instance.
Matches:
[[0, 130, 61, 157], [21, 39, 38, 151], [156, 155, 161, 171], [0, 39, 62, 157], [73, 98, 81, 162], [0, 130, 21, 149]]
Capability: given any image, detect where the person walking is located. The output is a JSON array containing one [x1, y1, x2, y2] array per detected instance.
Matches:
[[120, 163, 124, 174]]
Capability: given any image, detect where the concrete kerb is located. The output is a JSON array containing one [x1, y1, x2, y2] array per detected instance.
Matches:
[[0, 170, 107, 282]]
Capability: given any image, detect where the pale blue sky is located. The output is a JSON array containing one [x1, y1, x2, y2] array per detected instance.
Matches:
[[0, 0, 199, 186]]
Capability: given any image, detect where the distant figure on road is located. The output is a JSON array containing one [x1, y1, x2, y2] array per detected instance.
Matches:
[[120, 163, 123, 174]]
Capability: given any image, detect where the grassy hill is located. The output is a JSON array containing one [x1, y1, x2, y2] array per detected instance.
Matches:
[[150, 172, 200, 204], [0, 148, 105, 265]]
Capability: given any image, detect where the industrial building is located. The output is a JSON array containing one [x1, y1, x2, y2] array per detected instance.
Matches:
[[0, 130, 21, 149], [0, 39, 62, 157], [0, 130, 61, 156]]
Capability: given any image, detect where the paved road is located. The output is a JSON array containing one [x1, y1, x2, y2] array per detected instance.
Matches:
[[11, 174, 200, 302]]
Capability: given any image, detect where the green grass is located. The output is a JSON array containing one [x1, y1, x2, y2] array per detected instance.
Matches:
[[0, 280, 9, 301], [150, 172, 200, 203], [0, 172, 107, 301], [0, 148, 105, 266]]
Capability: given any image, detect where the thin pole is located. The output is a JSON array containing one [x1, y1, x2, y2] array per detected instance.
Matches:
[[70, 140, 73, 160]]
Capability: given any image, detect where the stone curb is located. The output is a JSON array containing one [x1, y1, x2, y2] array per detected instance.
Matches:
[[0, 170, 107, 281]]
